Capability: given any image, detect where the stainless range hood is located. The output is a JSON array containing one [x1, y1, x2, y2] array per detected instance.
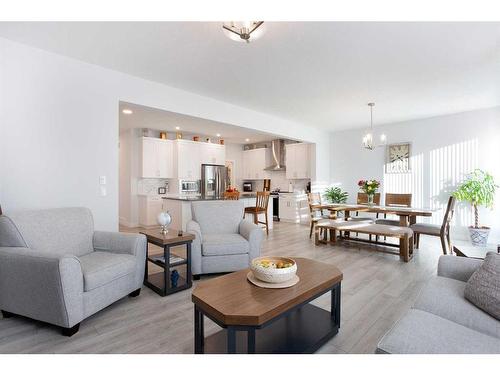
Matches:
[[264, 139, 286, 171]]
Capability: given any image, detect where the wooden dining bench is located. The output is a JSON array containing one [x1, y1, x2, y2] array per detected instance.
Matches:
[[315, 220, 414, 262]]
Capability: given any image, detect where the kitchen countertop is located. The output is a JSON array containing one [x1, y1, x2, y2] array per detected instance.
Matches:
[[162, 193, 259, 201], [161, 191, 307, 201]]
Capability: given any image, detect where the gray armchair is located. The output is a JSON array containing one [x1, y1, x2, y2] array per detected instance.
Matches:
[[187, 200, 264, 277], [0, 207, 146, 336]]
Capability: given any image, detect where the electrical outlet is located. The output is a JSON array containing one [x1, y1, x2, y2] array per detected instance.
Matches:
[[99, 176, 106, 185]]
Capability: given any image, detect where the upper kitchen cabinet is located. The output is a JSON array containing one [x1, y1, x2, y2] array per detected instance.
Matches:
[[174, 140, 226, 180], [201, 142, 225, 165], [242, 148, 271, 180], [175, 140, 201, 180], [140, 137, 173, 178], [285, 143, 311, 179]]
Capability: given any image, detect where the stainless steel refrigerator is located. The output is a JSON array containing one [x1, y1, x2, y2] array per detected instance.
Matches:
[[201, 164, 227, 198]]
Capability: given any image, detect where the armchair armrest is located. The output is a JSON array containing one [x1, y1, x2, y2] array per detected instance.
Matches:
[[93, 231, 147, 289], [437, 255, 483, 282], [239, 219, 264, 261], [93, 231, 146, 257], [0, 247, 83, 328], [186, 220, 202, 275]]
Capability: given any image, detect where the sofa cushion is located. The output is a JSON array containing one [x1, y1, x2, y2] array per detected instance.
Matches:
[[191, 201, 244, 235], [79, 251, 136, 292], [465, 252, 500, 320], [377, 309, 500, 354], [7, 207, 94, 256], [413, 276, 500, 339], [202, 234, 249, 256]]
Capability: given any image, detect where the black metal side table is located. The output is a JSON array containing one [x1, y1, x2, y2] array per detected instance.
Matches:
[[140, 228, 195, 296]]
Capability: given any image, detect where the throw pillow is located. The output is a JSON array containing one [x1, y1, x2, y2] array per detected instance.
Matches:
[[464, 251, 500, 320]]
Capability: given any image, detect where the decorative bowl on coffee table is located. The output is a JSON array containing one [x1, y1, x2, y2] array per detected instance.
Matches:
[[250, 256, 297, 284]]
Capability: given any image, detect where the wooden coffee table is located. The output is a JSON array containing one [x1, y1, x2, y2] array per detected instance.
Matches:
[[191, 257, 343, 354]]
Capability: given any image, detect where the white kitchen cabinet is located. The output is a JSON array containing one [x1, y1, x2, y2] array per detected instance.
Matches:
[[140, 137, 173, 178], [285, 143, 311, 180], [242, 148, 271, 180], [278, 193, 309, 223], [201, 143, 225, 165], [138, 196, 165, 227], [175, 140, 226, 180], [175, 140, 201, 180]]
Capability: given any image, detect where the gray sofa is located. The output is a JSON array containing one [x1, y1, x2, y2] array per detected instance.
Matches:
[[0, 207, 146, 336], [377, 255, 500, 353], [187, 200, 263, 277]]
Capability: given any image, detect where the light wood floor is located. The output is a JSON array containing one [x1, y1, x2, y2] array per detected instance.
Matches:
[[0, 221, 443, 354]]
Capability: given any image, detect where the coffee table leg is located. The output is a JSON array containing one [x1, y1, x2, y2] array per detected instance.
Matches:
[[227, 327, 236, 354], [247, 328, 256, 354], [331, 283, 341, 328], [194, 306, 204, 354]]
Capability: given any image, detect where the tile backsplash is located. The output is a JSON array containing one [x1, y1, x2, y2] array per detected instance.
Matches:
[[137, 178, 169, 195]]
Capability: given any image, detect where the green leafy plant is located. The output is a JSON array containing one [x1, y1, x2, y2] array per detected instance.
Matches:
[[324, 187, 349, 204], [453, 169, 498, 228]]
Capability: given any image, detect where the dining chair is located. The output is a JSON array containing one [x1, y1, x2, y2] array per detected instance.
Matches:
[[307, 193, 331, 238], [375, 193, 412, 226], [410, 196, 456, 255], [344, 193, 380, 240], [223, 191, 240, 200], [244, 191, 271, 236], [349, 193, 381, 222]]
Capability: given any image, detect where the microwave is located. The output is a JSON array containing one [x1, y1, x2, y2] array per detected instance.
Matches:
[[180, 180, 200, 193], [243, 182, 253, 192]]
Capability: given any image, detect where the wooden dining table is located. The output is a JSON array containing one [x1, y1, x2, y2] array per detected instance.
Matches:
[[311, 203, 434, 227]]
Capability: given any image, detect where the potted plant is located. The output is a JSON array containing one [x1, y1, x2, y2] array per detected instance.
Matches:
[[358, 179, 381, 205], [453, 169, 498, 247], [324, 187, 349, 204]]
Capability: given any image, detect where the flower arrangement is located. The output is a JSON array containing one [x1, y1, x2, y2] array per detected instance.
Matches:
[[358, 179, 380, 204]]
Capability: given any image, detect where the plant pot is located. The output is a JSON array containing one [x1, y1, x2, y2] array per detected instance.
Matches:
[[468, 226, 490, 247]]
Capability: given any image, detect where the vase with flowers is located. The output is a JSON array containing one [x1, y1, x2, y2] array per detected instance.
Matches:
[[358, 179, 381, 205]]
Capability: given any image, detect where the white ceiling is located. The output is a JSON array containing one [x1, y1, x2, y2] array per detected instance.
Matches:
[[1, 22, 499, 131], [119, 102, 277, 144]]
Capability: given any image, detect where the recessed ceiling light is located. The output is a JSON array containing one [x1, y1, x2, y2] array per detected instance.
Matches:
[[245, 138, 250, 142], [122, 109, 133, 115], [175, 126, 180, 130], [216, 133, 221, 137]]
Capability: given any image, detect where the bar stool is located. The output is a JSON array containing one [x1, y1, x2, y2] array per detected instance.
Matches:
[[244, 191, 270, 236]]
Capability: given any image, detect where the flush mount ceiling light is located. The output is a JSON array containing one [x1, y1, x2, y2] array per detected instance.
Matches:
[[122, 109, 133, 115], [362, 103, 387, 150], [245, 138, 250, 142], [216, 133, 221, 137], [222, 21, 264, 43], [175, 126, 180, 130]]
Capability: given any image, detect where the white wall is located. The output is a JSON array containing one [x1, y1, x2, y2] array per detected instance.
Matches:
[[0, 38, 330, 230], [330, 106, 500, 243]]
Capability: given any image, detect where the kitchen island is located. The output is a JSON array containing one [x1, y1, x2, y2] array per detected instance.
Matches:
[[161, 193, 273, 231]]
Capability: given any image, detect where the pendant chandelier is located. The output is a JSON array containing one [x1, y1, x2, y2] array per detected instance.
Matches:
[[362, 102, 387, 150], [222, 21, 264, 43]]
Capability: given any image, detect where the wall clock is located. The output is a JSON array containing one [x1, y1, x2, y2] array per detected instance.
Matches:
[[386, 142, 411, 173]]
